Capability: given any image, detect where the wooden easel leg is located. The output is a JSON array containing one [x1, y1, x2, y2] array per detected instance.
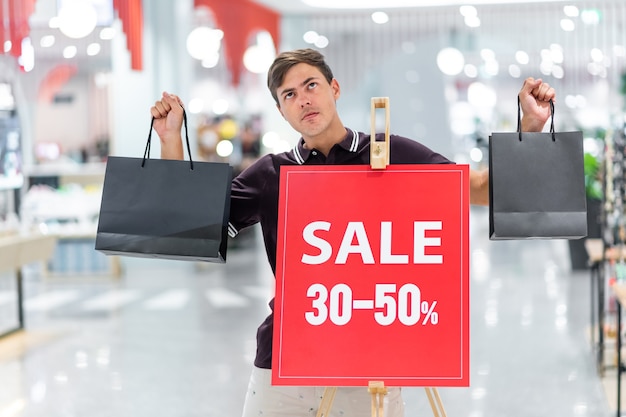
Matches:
[[316, 387, 337, 417], [368, 381, 388, 417], [433, 388, 447, 417], [424, 387, 447, 417]]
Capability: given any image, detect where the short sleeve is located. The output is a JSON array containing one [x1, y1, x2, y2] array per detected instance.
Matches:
[[229, 154, 277, 236]]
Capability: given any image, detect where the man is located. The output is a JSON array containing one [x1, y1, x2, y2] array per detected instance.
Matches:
[[150, 48, 555, 417]]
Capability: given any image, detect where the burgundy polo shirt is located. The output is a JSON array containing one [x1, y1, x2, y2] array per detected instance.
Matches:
[[228, 128, 452, 369]]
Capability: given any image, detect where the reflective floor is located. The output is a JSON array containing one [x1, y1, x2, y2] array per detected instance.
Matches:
[[0, 207, 614, 417]]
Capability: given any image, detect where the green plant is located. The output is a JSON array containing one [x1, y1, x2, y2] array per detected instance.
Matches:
[[584, 152, 603, 200]]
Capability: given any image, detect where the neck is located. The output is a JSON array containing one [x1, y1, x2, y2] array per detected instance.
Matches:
[[302, 120, 347, 157]]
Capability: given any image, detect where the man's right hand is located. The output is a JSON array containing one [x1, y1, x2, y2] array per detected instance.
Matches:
[[150, 91, 185, 160]]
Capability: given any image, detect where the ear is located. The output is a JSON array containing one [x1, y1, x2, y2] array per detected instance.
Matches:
[[331, 78, 341, 100]]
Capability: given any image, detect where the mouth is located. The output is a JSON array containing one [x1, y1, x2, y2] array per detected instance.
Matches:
[[302, 111, 319, 121]]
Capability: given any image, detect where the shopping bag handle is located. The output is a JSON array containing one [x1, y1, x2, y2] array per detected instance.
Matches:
[[516, 96, 555, 142], [142, 109, 194, 169]]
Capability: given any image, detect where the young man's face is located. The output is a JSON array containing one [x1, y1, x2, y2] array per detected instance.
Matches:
[[275, 63, 340, 140]]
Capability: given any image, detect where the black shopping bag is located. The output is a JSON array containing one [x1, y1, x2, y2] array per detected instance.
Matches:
[[95, 111, 232, 262], [489, 99, 587, 240]]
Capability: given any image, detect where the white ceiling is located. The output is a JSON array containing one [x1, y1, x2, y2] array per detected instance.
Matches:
[[253, 0, 572, 13], [19, 0, 626, 100]]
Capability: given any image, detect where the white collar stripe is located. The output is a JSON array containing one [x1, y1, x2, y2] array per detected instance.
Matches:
[[293, 130, 356, 163], [293, 147, 304, 164], [350, 129, 358, 152]]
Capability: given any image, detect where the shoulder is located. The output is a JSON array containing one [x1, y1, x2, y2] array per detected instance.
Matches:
[[389, 135, 452, 164], [234, 149, 298, 180], [356, 132, 452, 164]]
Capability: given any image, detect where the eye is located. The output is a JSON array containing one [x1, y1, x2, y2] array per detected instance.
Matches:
[[284, 91, 294, 100], [308, 82, 317, 90]]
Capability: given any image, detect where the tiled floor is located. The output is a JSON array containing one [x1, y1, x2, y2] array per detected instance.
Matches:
[[0, 207, 615, 416]]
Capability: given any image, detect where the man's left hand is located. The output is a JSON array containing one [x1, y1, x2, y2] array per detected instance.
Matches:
[[519, 77, 556, 132]]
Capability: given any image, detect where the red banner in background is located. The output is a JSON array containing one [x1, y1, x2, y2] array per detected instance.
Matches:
[[272, 164, 470, 387]]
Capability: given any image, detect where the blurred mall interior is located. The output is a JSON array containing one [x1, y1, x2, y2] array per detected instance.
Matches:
[[1, 0, 626, 416]]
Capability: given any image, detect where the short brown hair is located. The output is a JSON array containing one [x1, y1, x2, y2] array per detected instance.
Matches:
[[267, 48, 334, 104]]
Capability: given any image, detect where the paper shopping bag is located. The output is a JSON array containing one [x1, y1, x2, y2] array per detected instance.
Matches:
[[95, 111, 232, 262], [489, 99, 587, 240]]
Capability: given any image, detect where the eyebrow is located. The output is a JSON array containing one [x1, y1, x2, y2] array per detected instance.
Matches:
[[279, 76, 319, 98]]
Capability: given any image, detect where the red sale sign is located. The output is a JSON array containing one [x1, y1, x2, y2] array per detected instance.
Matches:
[[272, 164, 469, 387]]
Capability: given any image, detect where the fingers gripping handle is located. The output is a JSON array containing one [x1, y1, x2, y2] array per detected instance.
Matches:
[[143, 109, 194, 169], [370, 97, 390, 169]]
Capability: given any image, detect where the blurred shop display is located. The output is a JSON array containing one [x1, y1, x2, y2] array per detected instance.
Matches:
[[20, 183, 101, 236], [19, 181, 117, 276], [197, 114, 263, 176], [0, 82, 23, 191]]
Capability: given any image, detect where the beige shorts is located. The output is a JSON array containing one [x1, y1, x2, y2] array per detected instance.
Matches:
[[241, 367, 405, 417]]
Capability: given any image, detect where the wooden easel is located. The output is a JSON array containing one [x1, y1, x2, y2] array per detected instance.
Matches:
[[315, 98, 448, 417], [370, 97, 390, 170], [315, 384, 447, 417]]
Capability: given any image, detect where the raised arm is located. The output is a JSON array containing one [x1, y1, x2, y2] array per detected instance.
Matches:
[[150, 92, 185, 160], [469, 77, 556, 206], [519, 77, 556, 132]]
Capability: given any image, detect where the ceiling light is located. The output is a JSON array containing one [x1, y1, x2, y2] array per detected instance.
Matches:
[[244, 45, 273, 73], [87, 43, 101, 56], [464, 64, 478, 78], [188, 98, 204, 114], [63, 45, 77, 59], [581, 9, 600, 25], [449, 102, 475, 135], [540, 60, 553, 76], [459, 5, 477, 17], [590, 48, 604, 62], [552, 65, 564, 79], [262, 131, 280, 148], [213, 99, 229, 115], [470, 147, 483, 163], [484, 60, 499, 76], [515, 50, 529, 65], [560, 18, 575, 31], [303, 30, 319, 44], [314, 35, 329, 48], [243, 31, 276, 73], [371, 11, 389, 24], [186, 27, 223, 61], [48, 16, 60, 29], [100, 27, 116, 40], [464, 16, 480, 27], [480, 48, 495, 61], [550, 44, 564, 63], [565, 94, 577, 108], [563, 5, 579, 17], [437, 47, 464, 76], [202, 52, 220, 68], [58, 1, 98, 39], [216, 140, 234, 158], [508, 64, 521, 78], [468, 82, 497, 108], [40, 35, 55, 48]]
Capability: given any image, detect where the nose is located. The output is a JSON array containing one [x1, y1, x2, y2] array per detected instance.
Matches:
[[299, 93, 311, 108]]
